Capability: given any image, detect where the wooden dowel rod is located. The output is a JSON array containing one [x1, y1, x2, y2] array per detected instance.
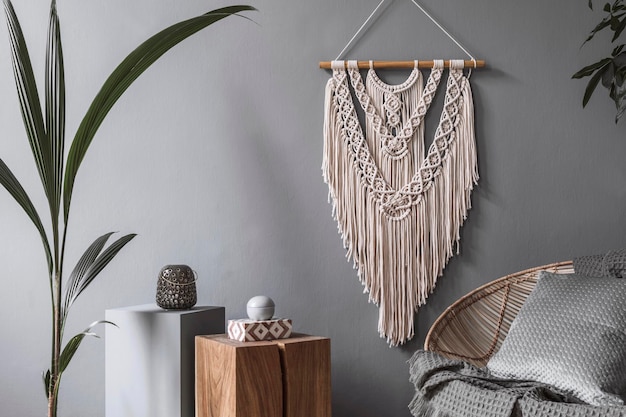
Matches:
[[319, 60, 486, 69]]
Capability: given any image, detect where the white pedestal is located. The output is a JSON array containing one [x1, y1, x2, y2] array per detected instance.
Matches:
[[106, 304, 225, 417]]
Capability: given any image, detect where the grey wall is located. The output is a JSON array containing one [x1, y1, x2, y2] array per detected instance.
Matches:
[[0, 0, 624, 416]]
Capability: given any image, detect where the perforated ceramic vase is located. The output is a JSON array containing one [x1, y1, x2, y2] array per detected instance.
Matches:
[[156, 265, 197, 310]]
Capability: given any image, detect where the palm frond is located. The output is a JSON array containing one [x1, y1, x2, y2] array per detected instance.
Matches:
[[0, 158, 52, 274], [63, 5, 256, 221], [3, 0, 55, 211], [58, 320, 117, 374], [64, 234, 136, 310], [45, 0, 65, 242], [62, 232, 115, 319]]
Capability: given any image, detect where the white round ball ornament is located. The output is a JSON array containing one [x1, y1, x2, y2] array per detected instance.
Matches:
[[246, 295, 275, 321]]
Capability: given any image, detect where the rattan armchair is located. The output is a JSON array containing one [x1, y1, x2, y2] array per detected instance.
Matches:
[[424, 261, 574, 367]]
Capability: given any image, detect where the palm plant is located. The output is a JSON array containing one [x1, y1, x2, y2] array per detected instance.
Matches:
[[0, 1, 255, 416]]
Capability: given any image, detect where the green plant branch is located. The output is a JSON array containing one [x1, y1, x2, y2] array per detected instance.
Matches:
[[575, 0, 626, 122]]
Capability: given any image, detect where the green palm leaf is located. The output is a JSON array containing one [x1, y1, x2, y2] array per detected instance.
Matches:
[[3, 0, 55, 213], [58, 320, 117, 374], [44, 0, 65, 247], [0, 158, 52, 274], [64, 233, 136, 309], [63, 5, 256, 221], [62, 232, 115, 319], [44, 320, 117, 400]]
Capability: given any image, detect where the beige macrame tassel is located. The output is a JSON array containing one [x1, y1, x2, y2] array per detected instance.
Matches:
[[322, 60, 478, 346]]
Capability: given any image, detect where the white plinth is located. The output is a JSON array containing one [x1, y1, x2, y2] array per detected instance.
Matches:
[[105, 304, 225, 417]]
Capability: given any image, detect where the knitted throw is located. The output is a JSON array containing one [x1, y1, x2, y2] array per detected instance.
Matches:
[[322, 60, 478, 345]]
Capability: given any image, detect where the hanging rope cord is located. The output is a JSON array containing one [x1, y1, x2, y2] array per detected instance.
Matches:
[[334, 0, 477, 74], [334, 0, 388, 60]]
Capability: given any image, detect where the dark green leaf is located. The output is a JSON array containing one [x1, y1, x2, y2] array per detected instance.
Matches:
[[44, 0, 65, 238], [62, 232, 115, 318], [602, 62, 616, 87], [590, 0, 594, 9], [62, 5, 256, 222], [59, 320, 117, 373], [584, 18, 612, 44], [605, 2, 612, 12], [610, 15, 621, 30], [42, 369, 50, 399], [615, 49, 626, 62], [572, 57, 612, 78], [3, 0, 55, 214], [612, 0, 624, 11], [0, 158, 52, 274], [612, 16, 626, 39], [583, 65, 608, 106], [70, 234, 136, 303]]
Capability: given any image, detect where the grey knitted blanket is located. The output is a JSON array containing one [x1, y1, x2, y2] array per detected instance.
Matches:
[[408, 350, 626, 417]]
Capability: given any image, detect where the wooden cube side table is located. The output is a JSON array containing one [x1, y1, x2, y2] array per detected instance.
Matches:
[[196, 333, 331, 417]]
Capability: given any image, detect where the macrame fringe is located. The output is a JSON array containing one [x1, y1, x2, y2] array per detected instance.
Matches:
[[322, 63, 478, 346]]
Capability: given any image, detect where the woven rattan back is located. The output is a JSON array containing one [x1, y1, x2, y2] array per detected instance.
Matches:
[[424, 261, 574, 367]]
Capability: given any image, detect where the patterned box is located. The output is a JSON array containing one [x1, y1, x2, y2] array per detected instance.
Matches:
[[227, 318, 293, 342]]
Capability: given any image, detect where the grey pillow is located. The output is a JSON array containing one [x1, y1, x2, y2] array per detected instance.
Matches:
[[487, 271, 626, 406], [573, 248, 626, 278]]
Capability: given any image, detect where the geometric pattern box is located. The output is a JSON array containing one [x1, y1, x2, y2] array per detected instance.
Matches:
[[227, 318, 292, 342]]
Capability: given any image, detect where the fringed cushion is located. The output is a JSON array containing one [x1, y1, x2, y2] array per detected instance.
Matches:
[[487, 271, 626, 406]]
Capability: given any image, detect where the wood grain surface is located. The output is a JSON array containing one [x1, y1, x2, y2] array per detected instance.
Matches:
[[196, 334, 331, 417]]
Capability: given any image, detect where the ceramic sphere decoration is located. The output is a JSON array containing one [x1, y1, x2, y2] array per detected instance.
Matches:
[[247, 295, 275, 320]]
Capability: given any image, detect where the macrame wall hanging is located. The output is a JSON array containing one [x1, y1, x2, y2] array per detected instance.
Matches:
[[320, 0, 485, 346]]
